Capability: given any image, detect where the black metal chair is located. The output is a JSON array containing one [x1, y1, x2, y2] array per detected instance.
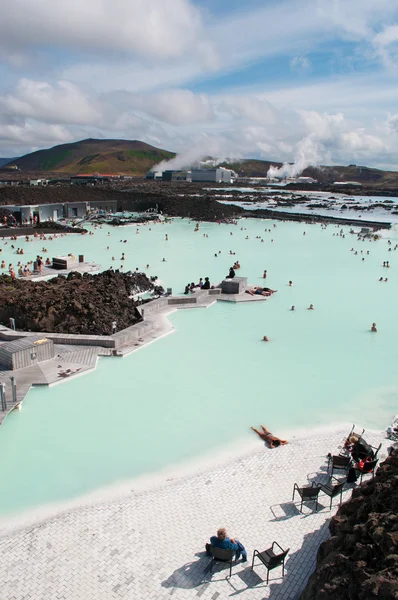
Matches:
[[347, 424, 365, 441], [357, 459, 378, 484], [209, 546, 234, 578], [328, 454, 351, 476], [371, 443, 382, 460], [318, 477, 346, 510], [292, 482, 320, 512], [251, 542, 289, 583]]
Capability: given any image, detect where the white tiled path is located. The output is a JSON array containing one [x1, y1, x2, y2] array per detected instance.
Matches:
[[0, 428, 386, 600]]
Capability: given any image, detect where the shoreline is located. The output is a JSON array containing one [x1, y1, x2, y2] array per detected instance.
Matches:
[[0, 421, 387, 535], [242, 208, 391, 229]]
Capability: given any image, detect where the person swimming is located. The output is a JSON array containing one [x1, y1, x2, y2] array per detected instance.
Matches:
[[371, 322, 377, 332], [308, 304, 314, 310], [251, 426, 288, 449]]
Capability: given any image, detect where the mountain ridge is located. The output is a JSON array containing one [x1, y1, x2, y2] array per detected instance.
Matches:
[[6, 139, 176, 175], [4, 138, 398, 186]]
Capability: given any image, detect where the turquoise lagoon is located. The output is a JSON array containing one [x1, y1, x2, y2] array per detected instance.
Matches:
[[0, 217, 397, 517]]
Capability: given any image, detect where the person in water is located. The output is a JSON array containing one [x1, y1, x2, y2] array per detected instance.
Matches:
[[251, 426, 288, 448], [371, 322, 377, 332], [246, 287, 276, 296], [308, 304, 314, 310], [290, 305, 295, 311], [262, 335, 269, 342]]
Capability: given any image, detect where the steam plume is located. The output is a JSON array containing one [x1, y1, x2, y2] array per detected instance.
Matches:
[[267, 136, 326, 179]]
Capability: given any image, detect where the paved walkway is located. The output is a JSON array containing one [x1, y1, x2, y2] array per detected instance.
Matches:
[[0, 427, 387, 600]]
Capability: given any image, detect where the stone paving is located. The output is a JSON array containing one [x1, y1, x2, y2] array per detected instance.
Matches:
[[0, 427, 387, 600]]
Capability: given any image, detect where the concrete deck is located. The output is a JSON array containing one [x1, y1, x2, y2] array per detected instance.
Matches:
[[0, 282, 271, 422], [0, 427, 387, 600], [30, 261, 101, 281], [0, 343, 103, 424]]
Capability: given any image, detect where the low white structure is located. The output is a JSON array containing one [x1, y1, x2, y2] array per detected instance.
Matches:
[[29, 179, 48, 186], [191, 167, 235, 183], [333, 181, 362, 186]]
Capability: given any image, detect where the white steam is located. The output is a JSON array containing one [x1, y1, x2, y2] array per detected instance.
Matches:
[[151, 138, 241, 172], [267, 136, 326, 179]]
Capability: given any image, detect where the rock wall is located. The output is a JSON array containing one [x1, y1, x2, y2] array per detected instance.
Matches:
[[0, 270, 155, 335], [300, 448, 398, 600], [0, 186, 243, 222]]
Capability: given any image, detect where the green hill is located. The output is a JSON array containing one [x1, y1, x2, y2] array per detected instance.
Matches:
[[5, 138, 398, 187], [6, 139, 175, 175]]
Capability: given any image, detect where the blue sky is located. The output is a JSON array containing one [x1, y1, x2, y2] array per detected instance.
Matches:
[[0, 0, 398, 170]]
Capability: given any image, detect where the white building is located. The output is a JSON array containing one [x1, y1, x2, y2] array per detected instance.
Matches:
[[333, 181, 362, 187], [29, 179, 48, 186], [191, 168, 235, 184], [296, 176, 317, 184]]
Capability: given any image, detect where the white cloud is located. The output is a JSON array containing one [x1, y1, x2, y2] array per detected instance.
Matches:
[[0, 121, 73, 146], [129, 90, 214, 125], [0, 0, 398, 169], [217, 96, 277, 126], [1, 77, 398, 170], [373, 24, 398, 70], [290, 56, 311, 71], [0, 0, 217, 66], [0, 79, 102, 125], [374, 24, 398, 47]]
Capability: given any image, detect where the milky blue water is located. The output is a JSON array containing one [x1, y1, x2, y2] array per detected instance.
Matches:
[[0, 216, 397, 517]]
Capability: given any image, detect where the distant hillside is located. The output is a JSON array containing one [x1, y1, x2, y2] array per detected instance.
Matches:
[[221, 160, 398, 187], [301, 164, 396, 185], [4, 138, 398, 186], [0, 158, 16, 168], [5, 139, 175, 175]]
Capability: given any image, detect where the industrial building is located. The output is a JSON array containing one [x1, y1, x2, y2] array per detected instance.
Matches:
[[191, 168, 235, 183], [29, 179, 48, 186], [162, 170, 189, 182], [0, 337, 54, 370], [145, 171, 163, 180]]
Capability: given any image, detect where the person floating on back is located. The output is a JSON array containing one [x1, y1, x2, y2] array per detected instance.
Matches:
[[251, 425, 288, 449]]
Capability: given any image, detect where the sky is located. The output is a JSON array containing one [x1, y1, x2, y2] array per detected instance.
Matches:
[[0, 0, 398, 170]]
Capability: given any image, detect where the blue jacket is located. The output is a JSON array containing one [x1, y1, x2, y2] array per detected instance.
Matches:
[[210, 536, 238, 551]]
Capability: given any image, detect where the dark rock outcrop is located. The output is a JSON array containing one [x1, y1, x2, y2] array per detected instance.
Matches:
[[0, 270, 158, 335], [300, 449, 398, 600], [0, 185, 243, 222]]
